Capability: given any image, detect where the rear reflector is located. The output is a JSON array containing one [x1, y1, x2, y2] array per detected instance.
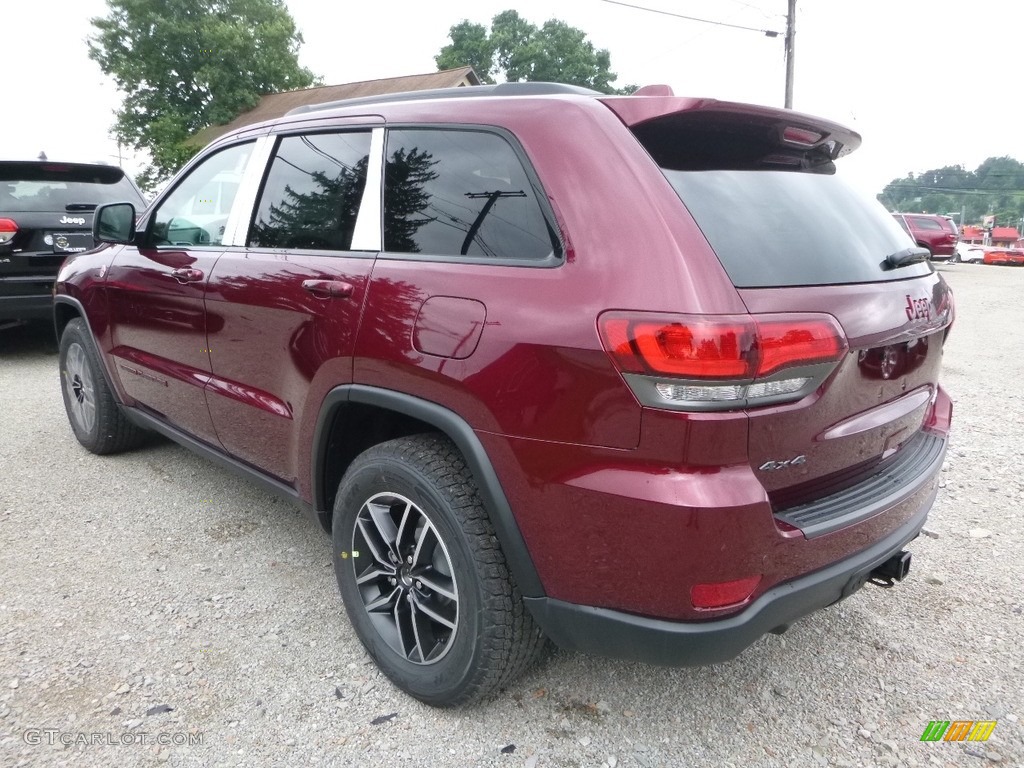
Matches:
[[0, 218, 17, 245], [691, 575, 762, 609]]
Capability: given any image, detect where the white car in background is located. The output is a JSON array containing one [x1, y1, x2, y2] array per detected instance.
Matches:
[[953, 241, 985, 264]]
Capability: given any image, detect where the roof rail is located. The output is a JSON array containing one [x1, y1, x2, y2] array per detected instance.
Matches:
[[284, 81, 601, 117]]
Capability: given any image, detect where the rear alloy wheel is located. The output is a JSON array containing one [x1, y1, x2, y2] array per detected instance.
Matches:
[[332, 434, 546, 706], [59, 318, 145, 454]]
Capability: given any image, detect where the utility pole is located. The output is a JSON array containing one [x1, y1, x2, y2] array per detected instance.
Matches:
[[784, 0, 796, 109]]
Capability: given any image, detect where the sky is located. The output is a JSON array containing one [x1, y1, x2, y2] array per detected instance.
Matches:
[[5, 0, 1022, 199]]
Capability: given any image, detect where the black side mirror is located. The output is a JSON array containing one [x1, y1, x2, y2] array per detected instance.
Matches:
[[93, 202, 137, 244]]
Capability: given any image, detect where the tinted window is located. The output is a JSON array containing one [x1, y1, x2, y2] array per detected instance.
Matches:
[[910, 217, 943, 231], [892, 215, 911, 234], [249, 131, 371, 251], [0, 162, 144, 211], [664, 170, 927, 287], [150, 142, 253, 247], [383, 129, 558, 260]]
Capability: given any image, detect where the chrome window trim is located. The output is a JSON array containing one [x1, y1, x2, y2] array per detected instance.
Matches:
[[223, 134, 275, 247], [350, 126, 384, 252]]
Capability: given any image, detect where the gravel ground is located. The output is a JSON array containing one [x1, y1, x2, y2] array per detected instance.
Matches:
[[1, 263, 1022, 768]]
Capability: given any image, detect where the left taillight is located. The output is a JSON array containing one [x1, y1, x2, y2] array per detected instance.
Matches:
[[598, 311, 847, 411], [0, 218, 17, 245]]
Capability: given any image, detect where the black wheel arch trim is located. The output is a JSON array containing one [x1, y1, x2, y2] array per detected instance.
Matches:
[[312, 384, 545, 598]]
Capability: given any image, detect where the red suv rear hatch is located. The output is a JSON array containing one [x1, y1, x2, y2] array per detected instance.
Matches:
[[601, 96, 953, 536]]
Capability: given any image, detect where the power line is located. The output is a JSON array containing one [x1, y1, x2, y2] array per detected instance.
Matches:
[[598, 0, 782, 36]]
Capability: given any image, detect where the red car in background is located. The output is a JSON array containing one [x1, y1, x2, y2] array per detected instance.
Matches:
[[892, 213, 959, 259], [983, 248, 1024, 266]]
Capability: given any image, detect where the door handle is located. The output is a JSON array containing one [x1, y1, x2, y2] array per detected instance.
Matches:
[[171, 267, 204, 283], [302, 279, 354, 299]]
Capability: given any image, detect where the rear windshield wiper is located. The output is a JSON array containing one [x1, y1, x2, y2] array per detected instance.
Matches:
[[65, 203, 98, 212], [885, 247, 930, 269]]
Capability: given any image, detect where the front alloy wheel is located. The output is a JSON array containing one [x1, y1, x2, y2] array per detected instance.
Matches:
[[63, 341, 97, 436], [58, 318, 144, 454]]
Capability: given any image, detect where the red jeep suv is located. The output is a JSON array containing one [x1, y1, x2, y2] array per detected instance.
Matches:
[[892, 213, 959, 260], [54, 83, 953, 706]]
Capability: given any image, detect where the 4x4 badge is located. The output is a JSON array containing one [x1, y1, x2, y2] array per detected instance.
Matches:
[[759, 455, 806, 471]]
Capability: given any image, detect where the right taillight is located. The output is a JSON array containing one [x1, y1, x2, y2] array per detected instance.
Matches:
[[598, 311, 847, 411], [0, 218, 17, 245]]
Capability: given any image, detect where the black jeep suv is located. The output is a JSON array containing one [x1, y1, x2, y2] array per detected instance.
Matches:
[[0, 160, 146, 323]]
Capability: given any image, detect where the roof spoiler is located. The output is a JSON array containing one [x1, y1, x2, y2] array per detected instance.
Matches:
[[599, 90, 861, 161]]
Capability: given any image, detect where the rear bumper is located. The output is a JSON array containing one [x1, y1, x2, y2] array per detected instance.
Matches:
[[525, 486, 934, 666], [0, 291, 54, 320]]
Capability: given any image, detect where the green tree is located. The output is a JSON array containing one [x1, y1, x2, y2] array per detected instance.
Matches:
[[89, 0, 316, 189], [877, 156, 1024, 228], [436, 10, 635, 95]]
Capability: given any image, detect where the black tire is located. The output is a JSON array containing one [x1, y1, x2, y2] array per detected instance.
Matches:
[[332, 433, 546, 707], [59, 318, 145, 454]]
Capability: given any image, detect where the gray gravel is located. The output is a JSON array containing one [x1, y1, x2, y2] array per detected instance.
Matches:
[[1, 262, 1022, 768]]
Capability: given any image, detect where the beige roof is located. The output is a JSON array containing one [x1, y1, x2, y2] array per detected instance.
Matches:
[[189, 67, 481, 147]]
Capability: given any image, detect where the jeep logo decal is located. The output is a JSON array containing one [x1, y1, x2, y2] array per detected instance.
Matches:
[[60, 215, 86, 225], [905, 295, 931, 322]]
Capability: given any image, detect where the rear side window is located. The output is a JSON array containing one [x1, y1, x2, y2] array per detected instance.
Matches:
[[664, 171, 924, 287], [0, 162, 144, 211], [910, 217, 943, 231], [383, 128, 559, 261], [250, 131, 372, 251]]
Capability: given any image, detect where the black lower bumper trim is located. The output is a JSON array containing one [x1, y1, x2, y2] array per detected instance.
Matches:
[[525, 487, 935, 667], [775, 431, 946, 538], [0, 293, 53, 320]]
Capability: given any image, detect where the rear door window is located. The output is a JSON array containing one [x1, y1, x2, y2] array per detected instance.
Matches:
[[382, 128, 560, 262], [910, 216, 943, 231], [249, 131, 372, 251]]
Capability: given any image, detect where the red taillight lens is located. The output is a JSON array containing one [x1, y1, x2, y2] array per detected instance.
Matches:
[[599, 313, 846, 380], [602, 316, 755, 378], [0, 218, 17, 245], [691, 575, 762, 609], [755, 318, 846, 376]]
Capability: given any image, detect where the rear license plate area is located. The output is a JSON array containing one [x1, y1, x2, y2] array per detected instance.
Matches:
[[51, 232, 93, 254]]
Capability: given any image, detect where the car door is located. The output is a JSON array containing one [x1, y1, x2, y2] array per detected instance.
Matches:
[[204, 122, 381, 483], [106, 141, 256, 445]]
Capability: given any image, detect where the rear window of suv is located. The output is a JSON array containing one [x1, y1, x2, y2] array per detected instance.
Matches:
[[628, 112, 926, 288], [0, 162, 144, 211], [664, 170, 918, 288]]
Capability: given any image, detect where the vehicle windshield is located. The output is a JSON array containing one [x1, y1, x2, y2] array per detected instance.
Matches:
[[0, 162, 144, 212], [663, 169, 931, 287]]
